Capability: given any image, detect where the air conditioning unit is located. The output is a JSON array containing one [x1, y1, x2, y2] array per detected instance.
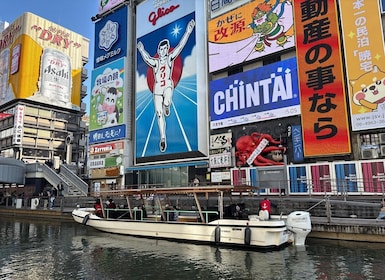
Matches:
[[361, 148, 379, 159], [81, 68, 88, 79], [381, 145, 385, 156], [380, 133, 385, 144]]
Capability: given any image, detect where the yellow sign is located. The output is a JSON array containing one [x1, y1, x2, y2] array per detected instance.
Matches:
[[0, 12, 89, 109], [339, 0, 385, 131]]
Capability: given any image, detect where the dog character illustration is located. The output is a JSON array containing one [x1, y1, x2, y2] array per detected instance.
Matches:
[[350, 65, 385, 112], [97, 87, 123, 127]]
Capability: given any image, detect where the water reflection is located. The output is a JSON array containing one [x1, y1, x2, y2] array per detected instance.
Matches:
[[1, 217, 385, 280]]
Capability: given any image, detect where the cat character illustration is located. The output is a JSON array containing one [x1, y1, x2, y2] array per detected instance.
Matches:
[[350, 65, 385, 112]]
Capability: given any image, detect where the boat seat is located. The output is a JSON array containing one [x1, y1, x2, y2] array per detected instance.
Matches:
[[177, 216, 198, 222]]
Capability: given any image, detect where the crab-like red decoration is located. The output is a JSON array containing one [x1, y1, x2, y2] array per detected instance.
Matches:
[[235, 132, 286, 166]]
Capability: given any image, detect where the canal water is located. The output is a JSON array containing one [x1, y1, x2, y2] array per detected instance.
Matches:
[[1, 217, 385, 280]]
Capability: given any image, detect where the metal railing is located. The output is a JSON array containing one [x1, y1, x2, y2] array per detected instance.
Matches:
[[104, 207, 219, 223], [59, 165, 88, 196]]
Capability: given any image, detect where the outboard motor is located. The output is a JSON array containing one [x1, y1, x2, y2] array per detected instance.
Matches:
[[286, 211, 311, 246]]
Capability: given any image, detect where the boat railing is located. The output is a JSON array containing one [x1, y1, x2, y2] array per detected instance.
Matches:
[[104, 208, 219, 223]]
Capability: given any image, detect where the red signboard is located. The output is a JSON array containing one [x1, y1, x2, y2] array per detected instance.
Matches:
[[293, 0, 351, 157]]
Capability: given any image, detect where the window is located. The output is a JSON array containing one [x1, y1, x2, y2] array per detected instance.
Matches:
[[228, 66, 243, 76], [263, 56, 281, 66], [138, 166, 189, 188]]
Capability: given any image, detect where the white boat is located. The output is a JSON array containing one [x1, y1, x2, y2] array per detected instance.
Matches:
[[72, 186, 311, 250]]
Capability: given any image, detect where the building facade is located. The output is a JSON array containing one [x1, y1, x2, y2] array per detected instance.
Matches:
[[86, 0, 385, 196], [0, 12, 89, 187]]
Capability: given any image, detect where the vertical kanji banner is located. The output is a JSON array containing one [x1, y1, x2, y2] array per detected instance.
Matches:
[[339, 0, 385, 131], [293, 0, 351, 157]]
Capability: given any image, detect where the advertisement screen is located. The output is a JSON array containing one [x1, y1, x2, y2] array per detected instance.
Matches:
[[89, 58, 125, 131], [135, 0, 208, 163], [210, 57, 300, 129], [98, 0, 125, 15], [0, 12, 87, 110], [208, 0, 294, 73], [94, 5, 127, 68], [339, 0, 385, 131], [293, 0, 351, 156]]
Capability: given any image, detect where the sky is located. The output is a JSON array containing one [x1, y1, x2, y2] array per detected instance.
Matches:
[[1, 0, 97, 115]]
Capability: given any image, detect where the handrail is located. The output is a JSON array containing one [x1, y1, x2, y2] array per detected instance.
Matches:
[[306, 196, 328, 212], [104, 208, 219, 223], [60, 165, 88, 196]]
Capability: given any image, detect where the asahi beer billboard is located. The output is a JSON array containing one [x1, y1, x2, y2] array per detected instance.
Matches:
[[0, 12, 88, 109], [135, 0, 208, 163]]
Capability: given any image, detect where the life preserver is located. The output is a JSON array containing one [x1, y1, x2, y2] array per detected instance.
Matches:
[[32, 198, 39, 207]]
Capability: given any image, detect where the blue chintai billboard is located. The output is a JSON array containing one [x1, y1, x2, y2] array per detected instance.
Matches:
[[210, 57, 300, 129]]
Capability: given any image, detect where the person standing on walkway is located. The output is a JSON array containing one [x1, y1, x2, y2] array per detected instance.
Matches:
[[49, 189, 55, 209]]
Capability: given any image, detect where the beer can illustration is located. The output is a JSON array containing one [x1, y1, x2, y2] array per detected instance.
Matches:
[[0, 49, 10, 102], [38, 48, 72, 104]]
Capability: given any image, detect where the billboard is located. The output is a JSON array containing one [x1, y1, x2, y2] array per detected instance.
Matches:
[[0, 12, 88, 109], [89, 140, 124, 169], [89, 58, 125, 131], [338, 0, 385, 131], [209, 132, 232, 168], [333, 161, 359, 193], [12, 104, 24, 145], [208, 0, 295, 73], [98, 0, 125, 15], [135, 0, 208, 162], [94, 5, 128, 68], [210, 57, 300, 129], [209, 0, 250, 18], [360, 160, 385, 193], [293, 0, 351, 157], [291, 124, 304, 162], [89, 124, 126, 144], [288, 165, 308, 193]]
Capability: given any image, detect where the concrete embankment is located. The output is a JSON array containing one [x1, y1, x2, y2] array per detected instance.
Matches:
[[0, 207, 73, 221], [309, 216, 385, 243]]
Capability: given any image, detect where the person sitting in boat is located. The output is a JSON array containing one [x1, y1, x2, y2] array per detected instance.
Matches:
[[259, 197, 271, 220], [164, 204, 177, 221], [107, 199, 116, 209], [94, 199, 103, 217], [107, 199, 117, 218]]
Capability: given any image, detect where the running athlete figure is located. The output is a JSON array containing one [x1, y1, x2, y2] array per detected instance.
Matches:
[[137, 19, 195, 152]]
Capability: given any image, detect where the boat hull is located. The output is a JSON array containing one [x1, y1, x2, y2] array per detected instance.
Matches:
[[72, 208, 292, 249]]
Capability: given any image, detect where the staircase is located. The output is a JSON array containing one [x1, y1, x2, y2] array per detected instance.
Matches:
[[59, 165, 88, 196], [25, 163, 88, 197]]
